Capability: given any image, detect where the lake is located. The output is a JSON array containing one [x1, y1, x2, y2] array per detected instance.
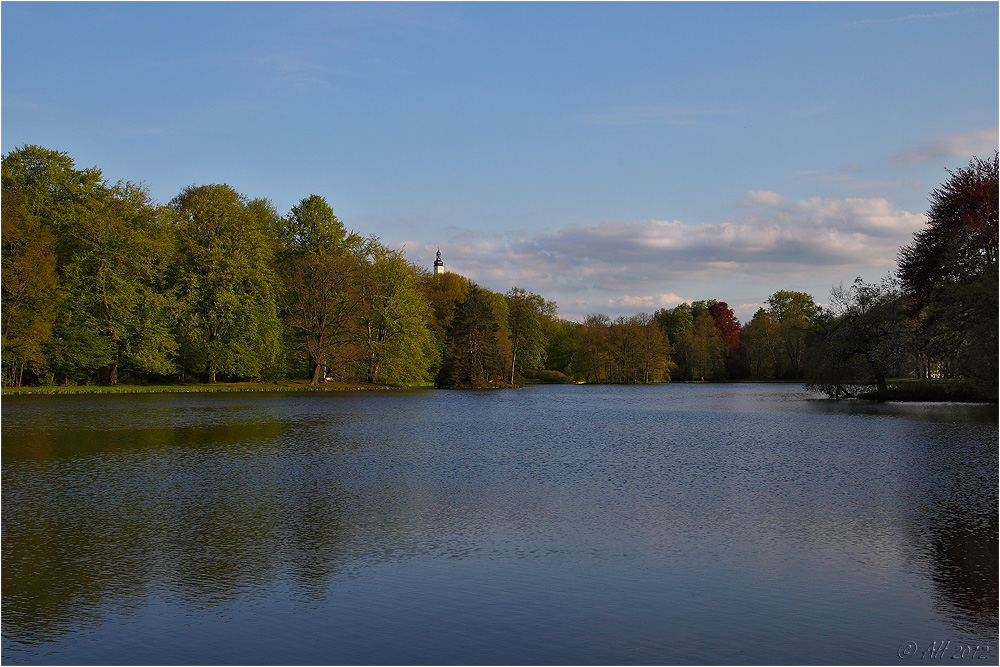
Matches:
[[1, 383, 997, 665]]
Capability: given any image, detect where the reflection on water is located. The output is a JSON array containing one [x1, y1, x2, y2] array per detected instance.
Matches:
[[2, 385, 997, 665]]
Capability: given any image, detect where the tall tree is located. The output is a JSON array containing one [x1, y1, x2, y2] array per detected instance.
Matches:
[[576, 313, 611, 383], [278, 194, 360, 385], [1, 188, 58, 386], [419, 271, 475, 378], [282, 193, 349, 254], [354, 238, 435, 384], [1, 145, 104, 385], [436, 286, 509, 388], [543, 319, 579, 377], [741, 308, 781, 379], [655, 303, 694, 344], [638, 312, 673, 382], [675, 310, 725, 380], [607, 312, 670, 383], [62, 182, 178, 384], [807, 276, 911, 397], [0, 145, 103, 266], [765, 290, 819, 378], [708, 301, 745, 378], [505, 287, 556, 384], [897, 153, 998, 398], [171, 184, 283, 383]]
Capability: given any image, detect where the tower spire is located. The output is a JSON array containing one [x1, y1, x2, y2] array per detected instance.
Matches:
[[433, 247, 444, 275]]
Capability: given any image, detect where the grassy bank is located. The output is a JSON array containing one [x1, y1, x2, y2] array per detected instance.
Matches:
[[2, 380, 430, 396]]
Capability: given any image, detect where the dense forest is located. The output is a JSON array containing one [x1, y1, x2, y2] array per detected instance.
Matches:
[[2, 145, 997, 400]]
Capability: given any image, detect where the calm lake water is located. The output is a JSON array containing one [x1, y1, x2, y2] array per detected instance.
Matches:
[[2, 384, 997, 665]]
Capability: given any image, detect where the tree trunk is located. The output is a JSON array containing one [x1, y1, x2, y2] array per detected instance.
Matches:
[[509, 344, 518, 385], [109, 354, 118, 386], [208, 360, 216, 384], [309, 358, 321, 386]]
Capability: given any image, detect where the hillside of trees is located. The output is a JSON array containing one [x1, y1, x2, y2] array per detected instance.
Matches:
[[3, 145, 997, 400]]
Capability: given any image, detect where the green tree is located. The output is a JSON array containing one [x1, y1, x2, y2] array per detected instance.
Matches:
[[278, 195, 360, 385], [282, 194, 349, 254], [0, 145, 103, 266], [576, 313, 611, 383], [505, 287, 556, 384], [807, 276, 911, 397], [1, 188, 58, 386], [765, 289, 819, 378], [741, 308, 781, 379], [606, 313, 671, 383], [675, 310, 725, 380], [61, 182, 178, 384], [436, 286, 509, 388], [1, 145, 104, 385], [171, 184, 283, 383], [418, 270, 475, 379], [655, 303, 694, 344], [419, 270, 474, 334], [636, 312, 673, 383], [354, 238, 435, 384], [543, 319, 579, 377]]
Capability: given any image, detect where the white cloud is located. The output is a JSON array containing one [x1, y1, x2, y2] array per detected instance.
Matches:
[[738, 190, 785, 207], [893, 127, 998, 167], [609, 293, 688, 311], [396, 192, 925, 321]]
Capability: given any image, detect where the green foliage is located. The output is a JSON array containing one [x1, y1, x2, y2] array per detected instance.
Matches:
[[5, 144, 992, 400], [0, 145, 154, 386], [171, 184, 284, 382], [535, 369, 572, 384], [282, 194, 350, 254], [354, 238, 435, 384], [279, 199, 360, 385], [420, 271, 475, 334], [0, 145, 104, 267], [653, 302, 735, 381], [505, 287, 556, 383], [569, 312, 671, 384], [543, 319, 579, 376], [806, 276, 911, 397], [436, 286, 510, 388], [1, 186, 59, 386], [574, 313, 611, 382], [763, 290, 820, 378], [674, 311, 725, 380], [654, 303, 693, 343], [741, 308, 781, 379], [62, 182, 178, 383]]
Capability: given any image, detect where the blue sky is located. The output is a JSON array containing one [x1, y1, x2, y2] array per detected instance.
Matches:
[[3, 2, 997, 321]]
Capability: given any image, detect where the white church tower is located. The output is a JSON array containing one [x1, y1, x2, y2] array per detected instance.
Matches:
[[433, 248, 444, 275]]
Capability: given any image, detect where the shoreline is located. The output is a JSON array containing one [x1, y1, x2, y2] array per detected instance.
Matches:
[[1, 381, 428, 396], [3, 378, 993, 403]]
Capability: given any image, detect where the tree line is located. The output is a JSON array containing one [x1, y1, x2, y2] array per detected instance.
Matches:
[[3, 146, 996, 399], [0, 145, 555, 389]]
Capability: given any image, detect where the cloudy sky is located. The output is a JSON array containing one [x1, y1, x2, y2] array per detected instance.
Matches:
[[3, 2, 997, 321]]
